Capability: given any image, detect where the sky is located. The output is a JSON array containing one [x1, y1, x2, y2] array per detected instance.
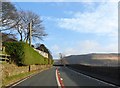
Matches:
[[11, 0, 118, 59]]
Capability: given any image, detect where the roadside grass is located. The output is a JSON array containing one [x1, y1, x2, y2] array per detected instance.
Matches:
[[2, 67, 50, 87], [4, 42, 46, 65], [2, 71, 34, 87], [24, 43, 45, 65], [1, 62, 8, 65]]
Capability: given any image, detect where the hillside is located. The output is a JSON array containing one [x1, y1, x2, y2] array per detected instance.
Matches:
[[64, 53, 119, 66]]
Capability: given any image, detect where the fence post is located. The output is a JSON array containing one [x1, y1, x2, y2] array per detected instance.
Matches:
[[29, 65, 31, 72]]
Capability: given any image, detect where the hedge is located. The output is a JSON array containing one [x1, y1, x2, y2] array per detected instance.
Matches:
[[3, 42, 53, 66], [3, 42, 24, 65], [24, 43, 45, 65]]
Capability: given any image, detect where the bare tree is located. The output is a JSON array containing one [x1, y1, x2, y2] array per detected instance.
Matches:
[[15, 11, 47, 42], [1, 2, 47, 42], [0, 2, 19, 32]]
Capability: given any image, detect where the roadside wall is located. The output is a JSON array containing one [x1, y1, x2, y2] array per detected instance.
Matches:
[[0, 63, 2, 88], [2, 63, 52, 80]]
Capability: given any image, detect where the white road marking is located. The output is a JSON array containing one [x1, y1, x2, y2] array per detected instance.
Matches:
[[55, 69, 61, 88], [66, 67, 119, 88], [61, 78, 63, 81], [8, 70, 44, 88], [9, 77, 29, 88]]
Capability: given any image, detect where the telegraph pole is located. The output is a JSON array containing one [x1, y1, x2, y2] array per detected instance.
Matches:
[[28, 21, 32, 72], [29, 21, 32, 46], [59, 53, 63, 65]]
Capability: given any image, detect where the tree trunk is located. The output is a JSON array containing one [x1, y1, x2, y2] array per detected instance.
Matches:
[[20, 33, 23, 41]]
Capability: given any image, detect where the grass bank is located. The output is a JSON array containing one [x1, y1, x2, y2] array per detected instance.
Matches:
[[4, 42, 45, 65]]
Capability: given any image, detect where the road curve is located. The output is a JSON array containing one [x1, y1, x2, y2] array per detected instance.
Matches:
[[10, 66, 118, 88], [12, 67, 57, 87]]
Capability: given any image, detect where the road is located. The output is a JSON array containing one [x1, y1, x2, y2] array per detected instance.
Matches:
[[13, 67, 57, 86], [58, 67, 117, 87], [10, 66, 118, 87]]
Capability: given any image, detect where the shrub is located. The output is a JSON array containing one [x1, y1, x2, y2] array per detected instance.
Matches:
[[4, 42, 24, 65], [3, 42, 47, 66]]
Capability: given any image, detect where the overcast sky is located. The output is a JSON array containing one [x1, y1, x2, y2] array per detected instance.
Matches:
[[12, 0, 118, 59]]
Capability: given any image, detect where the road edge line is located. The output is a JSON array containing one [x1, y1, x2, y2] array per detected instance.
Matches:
[[56, 68, 61, 87], [8, 67, 51, 88]]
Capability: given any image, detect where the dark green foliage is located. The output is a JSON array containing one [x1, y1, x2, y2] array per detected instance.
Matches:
[[4, 42, 53, 66], [4, 42, 24, 65], [48, 59, 54, 64], [51, 59, 54, 64], [44, 58, 49, 65], [43, 58, 53, 65]]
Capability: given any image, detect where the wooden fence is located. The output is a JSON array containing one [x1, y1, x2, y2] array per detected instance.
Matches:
[[0, 53, 10, 62]]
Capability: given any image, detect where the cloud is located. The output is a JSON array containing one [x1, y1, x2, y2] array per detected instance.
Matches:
[[40, 2, 118, 59], [51, 44, 60, 51], [57, 2, 118, 39], [51, 45, 61, 59], [78, 40, 118, 53], [51, 40, 118, 59], [63, 40, 118, 56]]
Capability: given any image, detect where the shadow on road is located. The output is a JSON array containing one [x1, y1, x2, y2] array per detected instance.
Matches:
[[57, 66, 118, 88]]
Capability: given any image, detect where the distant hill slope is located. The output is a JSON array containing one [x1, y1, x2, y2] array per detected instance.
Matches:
[[64, 53, 119, 66]]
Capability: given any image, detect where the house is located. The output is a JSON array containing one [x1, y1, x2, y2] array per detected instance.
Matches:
[[34, 48, 48, 58], [1, 33, 17, 43], [36, 44, 53, 59]]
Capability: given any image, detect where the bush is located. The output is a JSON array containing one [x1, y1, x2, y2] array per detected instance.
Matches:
[[4, 42, 24, 65], [3, 42, 52, 66]]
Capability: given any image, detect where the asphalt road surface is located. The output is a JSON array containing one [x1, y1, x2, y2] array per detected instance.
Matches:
[[14, 67, 57, 86], [11, 66, 118, 87], [58, 67, 118, 87]]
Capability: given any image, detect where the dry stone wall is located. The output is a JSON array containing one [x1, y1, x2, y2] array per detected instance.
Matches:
[[2, 63, 52, 79]]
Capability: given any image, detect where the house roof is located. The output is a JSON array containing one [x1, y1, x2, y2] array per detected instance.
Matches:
[[0, 32, 17, 42]]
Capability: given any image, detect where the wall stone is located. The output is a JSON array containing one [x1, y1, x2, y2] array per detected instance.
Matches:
[[2, 63, 52, 79], [0, 63, 2, 88]]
